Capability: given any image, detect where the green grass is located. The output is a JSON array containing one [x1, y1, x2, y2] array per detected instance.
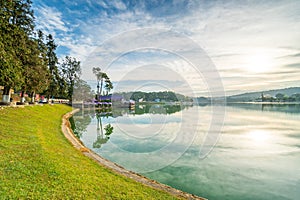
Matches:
[[0, 104, 179, 199]]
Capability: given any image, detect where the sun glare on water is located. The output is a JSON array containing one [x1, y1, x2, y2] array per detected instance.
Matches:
[[247, 130, 270, 143]]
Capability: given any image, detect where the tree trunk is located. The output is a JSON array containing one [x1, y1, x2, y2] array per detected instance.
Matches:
[[69, 81, 74, 105], [99, 78, 103, 101], [2, 86, 11, 103], [99, 115, 103, 137], [20, 91, 25, 103], [31, 91, 35, 103]]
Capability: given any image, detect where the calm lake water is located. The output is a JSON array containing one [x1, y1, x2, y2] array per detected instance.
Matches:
[[72, 103, 300, 200]]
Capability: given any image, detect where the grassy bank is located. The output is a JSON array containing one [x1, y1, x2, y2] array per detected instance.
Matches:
[[0, 104, 178, 199]]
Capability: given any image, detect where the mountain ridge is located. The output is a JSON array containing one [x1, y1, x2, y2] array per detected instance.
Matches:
[[229, 86, 300, 97], [227, 87, 300, 102], [196, 87, 300, 103]]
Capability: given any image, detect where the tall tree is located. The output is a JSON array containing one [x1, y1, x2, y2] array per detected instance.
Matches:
[[37, 30, 48, 65], [60, 56, 81, 103], [104, 76, 113, 95], [72, 79, 93, 102], [0, 25, 23, 102], [10, 0, 34, 34], [92, 67, 113, 100], [22, 38, 50, 102], [92, 67, 103, 100], [46, 34, 59, 100], [0, 0, 35, 102]]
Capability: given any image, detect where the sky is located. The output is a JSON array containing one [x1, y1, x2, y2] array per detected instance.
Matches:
[[31, 0, 300, 96]]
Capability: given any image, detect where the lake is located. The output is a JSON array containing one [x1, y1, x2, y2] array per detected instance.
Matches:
[[72, 103, 300, 200]]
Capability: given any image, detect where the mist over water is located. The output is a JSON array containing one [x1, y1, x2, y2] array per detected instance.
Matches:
[[73, 104, 300, 200]]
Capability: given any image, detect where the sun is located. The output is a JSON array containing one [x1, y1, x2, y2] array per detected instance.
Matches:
[[243, 52, 273, 73]]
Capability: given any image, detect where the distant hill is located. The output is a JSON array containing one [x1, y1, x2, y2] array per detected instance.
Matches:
[[227, 87, 300, 102], [195, 87, 300, 103]]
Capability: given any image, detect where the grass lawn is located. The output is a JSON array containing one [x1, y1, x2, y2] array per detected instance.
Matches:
[[0, 104, 179, 199]]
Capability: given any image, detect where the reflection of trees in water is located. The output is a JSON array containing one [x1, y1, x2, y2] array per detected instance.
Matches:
[[72, 105, 190, 148], [69, 114, 92, 138], [261, 104, 300, 113], [227, 103, 300, 114], [70, 109, 114, 149], [93, 112, 114, 149], [112, 104, 192, 116]]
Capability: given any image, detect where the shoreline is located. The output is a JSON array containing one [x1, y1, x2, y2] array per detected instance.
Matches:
[[62, 109, 206, 200], [227, 101, 300, 105]]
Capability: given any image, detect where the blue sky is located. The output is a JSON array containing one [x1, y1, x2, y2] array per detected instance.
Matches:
[[31, 0, 300, 96]]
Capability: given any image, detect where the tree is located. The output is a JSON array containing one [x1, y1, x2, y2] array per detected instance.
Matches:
[[0, 27, 23, 102], [291, 93, 300, 102], [275, 93, 284, 102], [72, 79, 93, 102], [37, 30, 48, 66], [46, 34, 59, 100], [9, 0, 35, 34], [92, 67, 103, 100], [0, 0, 35, 102], [29, 30, 50, 101], [60, 56, 81, 103], [92, 67, 113, 100], [104, 76, 113, 95], [22, 38, 50, 102]]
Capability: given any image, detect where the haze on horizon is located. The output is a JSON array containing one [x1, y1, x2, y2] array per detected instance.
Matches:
[[32, 0, 300, 96]]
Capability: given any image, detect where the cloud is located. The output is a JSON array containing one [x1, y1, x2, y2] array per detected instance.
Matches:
[[96, 0, 127, 10], [57, 35, 97, 62], [113, 80, 187, 93], [110, 0, 127, 10], [281, 53, 300, 58], [35, 4, 69, 35], [284, 63, 300, 68], [32, 0, 300, 95]]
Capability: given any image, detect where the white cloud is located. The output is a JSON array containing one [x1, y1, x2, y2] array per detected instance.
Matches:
[[34, 0, 300, 95], [35, 5, 69, 35], [110, 0, 126, 10]]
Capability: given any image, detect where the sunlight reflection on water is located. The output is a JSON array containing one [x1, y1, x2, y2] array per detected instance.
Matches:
[[247, 130, 270, 143], [75, 104, 300, 200]]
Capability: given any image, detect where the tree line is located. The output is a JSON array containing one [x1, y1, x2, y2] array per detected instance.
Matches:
[[262, 93, 300, 102], [115, 91, 193, 102], [0, 0, 91, 103]]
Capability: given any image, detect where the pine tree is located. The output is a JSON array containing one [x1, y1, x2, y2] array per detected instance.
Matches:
[[0, 0, 35, 102], [23, 37, 50, 103], [46, 34, 59, 100]]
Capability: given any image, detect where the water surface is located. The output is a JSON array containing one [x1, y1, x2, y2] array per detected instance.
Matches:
[[72, 104, 300, 200]]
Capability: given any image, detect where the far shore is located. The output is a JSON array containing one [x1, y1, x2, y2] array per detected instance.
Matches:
[[227, 101, 300, 105]]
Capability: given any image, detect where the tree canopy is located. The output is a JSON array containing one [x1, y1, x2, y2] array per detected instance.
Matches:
[[93, 67, 113, 100], [0, 0, 89, 103], [115, 91, 192, 102], [0, 0, 34, 97], [60, 56, 81, 102]]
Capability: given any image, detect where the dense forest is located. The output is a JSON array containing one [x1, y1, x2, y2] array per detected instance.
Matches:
[[0, 0, 92, 104]]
